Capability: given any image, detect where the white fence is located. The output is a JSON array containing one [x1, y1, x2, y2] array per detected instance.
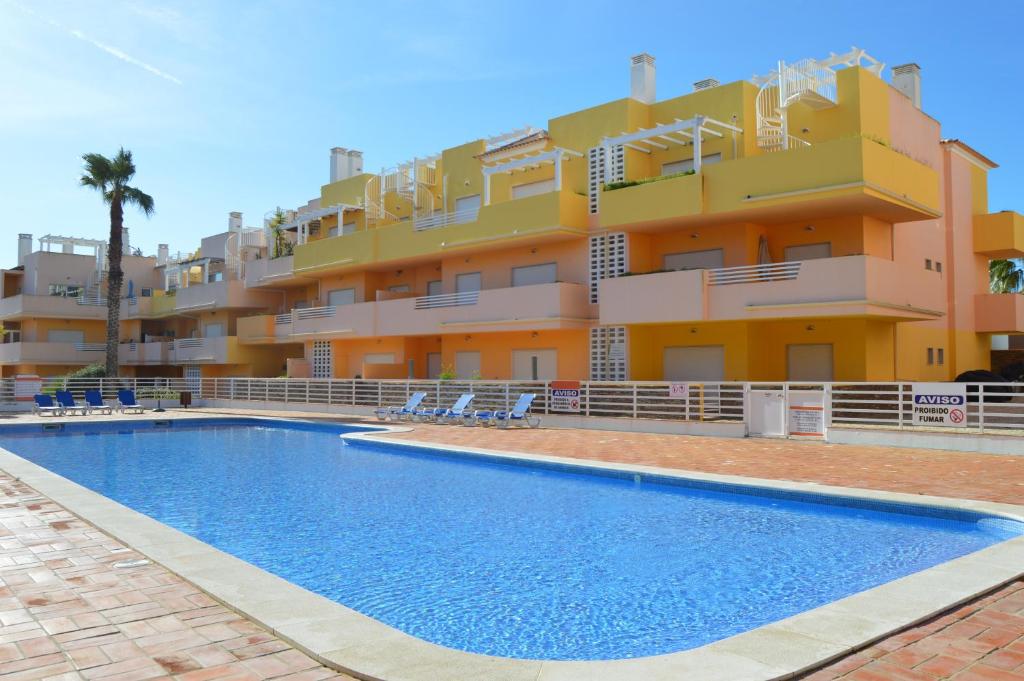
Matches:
[[4, 378, 1024, 435]]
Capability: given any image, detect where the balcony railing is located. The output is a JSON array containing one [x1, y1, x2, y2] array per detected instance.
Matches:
[[413, 206, 480, 231], [413, 291, 479, 309], [706, 262, 802, 286]]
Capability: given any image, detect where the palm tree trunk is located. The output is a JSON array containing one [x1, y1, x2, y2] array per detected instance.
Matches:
[[105, 195, 124, 377]]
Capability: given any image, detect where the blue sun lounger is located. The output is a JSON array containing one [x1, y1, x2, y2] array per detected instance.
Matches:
[[117, 390, 145, 414], [415, 393, 474, 423], [32, 394, 63, 416], [374, 392, 427, 421], [84, 389, 113, 415], [490, 393, 541, 428], [55, 390, 89, 416]]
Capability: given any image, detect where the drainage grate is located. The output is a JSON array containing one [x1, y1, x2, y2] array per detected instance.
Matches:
[[153, 420, 172, 428], [41, 424, 63, 432]]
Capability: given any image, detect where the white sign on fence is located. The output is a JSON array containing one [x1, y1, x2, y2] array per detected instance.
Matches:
[[787, 390, 825, 437], [911, 383, 967, 427], [550, 381, 581, 412], [668, 382, 688, 398]]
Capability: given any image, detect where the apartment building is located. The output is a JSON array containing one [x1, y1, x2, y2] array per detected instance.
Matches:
[[234, 48, 1022, 383], [0, 218, 302, 380], [4, 48, 1021, 384]]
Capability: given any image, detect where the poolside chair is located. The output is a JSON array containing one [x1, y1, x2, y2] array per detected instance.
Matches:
[[415, 393, 474, 423], [117, 389, 145, 414], [492, 393, 541, 429], [84, 389, 113, 415], [374, 392, 427, 422], [32, 394, 63, 417], [55, 390, 89, 416]]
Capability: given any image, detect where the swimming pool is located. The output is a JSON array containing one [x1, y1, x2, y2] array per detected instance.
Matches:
[[0, 417, 1019, 662]]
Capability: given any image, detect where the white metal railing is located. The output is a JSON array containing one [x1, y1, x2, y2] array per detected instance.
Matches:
[[413, 291, 480, 309], [274, 313, 292, 325], [413, 206, 480, 231], [6, 378, 1024, 436], [707, 261, 802, 286], [294, 306, 336, 320], [76, 295, 107, 306], [175, 338, 204, 348], [73, 343, 106, 352]]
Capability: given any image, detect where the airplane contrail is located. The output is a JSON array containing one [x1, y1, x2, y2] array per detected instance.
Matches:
[[5, 0, 183, 85]]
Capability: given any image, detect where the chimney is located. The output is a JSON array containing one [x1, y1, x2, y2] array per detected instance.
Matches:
[[157, 244, 169, 266], [122, 227, 131, 255], [228, 211, 243, 232], [892, 63, 922, 109], [347, 149, 363, 176], [17, 234, 32, 266], [693, 78, 720, 92], [630, 53, 656, 104], [330, 147, 364, 183]]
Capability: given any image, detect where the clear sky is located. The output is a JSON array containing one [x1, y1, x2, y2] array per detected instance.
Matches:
[[1, 0, 1021, 266]]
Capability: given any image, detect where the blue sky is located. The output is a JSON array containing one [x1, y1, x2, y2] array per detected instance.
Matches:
[[1, 0, 1022, 266]]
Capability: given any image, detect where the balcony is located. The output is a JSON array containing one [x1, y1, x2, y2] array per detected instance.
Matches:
[[171, 336, 239, 363], [244, 256, 302, 288], [0, 341, 106, 365], [599, 256, 945, 325], [237, 282, 594, 343], [0, 295, 107, 321], [599, 136, 941, 230], [161, 280, 280, 314], [974, 211, 1024, 259], [293, 191, 589, 274], [119, 341, 170, 365], [975, 294, 1024, 333]]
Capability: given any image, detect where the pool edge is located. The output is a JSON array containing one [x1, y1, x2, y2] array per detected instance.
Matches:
[[0, 416, 1017, 681]]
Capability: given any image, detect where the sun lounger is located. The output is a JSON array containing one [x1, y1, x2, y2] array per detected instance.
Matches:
[[32, 394, 63, 417], [117, 389, 145, 414], [415, 393, 474, 423], [84, 389, 114, 415], [374, 392, 427, 421], [492, 393, 541, 428], [55, 390, 89, 416]]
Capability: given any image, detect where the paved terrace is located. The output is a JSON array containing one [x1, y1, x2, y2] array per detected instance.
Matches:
[[0, 407, 1021, 680]]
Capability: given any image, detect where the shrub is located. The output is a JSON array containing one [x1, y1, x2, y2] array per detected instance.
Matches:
[[604, 170, 695, 191]]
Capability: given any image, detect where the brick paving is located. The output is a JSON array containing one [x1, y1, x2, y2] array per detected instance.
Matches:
[[2, 408, 1023, 680], [0, 471, 354, 681]]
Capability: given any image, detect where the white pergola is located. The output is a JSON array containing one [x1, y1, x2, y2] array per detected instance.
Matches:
[[599, 115, 743, 179], [481, 147, 583, 206], [279, 203, 361, 246], [163, 257, 222, 290]]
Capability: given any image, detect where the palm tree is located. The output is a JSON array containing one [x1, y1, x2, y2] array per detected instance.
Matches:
[[80, 149, 154, 377], [990, 259, 1024, 294]]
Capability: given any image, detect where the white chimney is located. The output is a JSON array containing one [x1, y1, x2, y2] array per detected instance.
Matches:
[[630, 53, 656, 104], [228, 211, 243, 232], [122, 226, 131, 255], [157, 244, 169, 266], [17, 234, 31, 266], [892, 63, 921, 110], [693, 78, 720, 92], [330, 147, 364, 183]]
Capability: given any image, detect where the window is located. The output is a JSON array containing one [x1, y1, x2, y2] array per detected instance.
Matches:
[[455, 351, 481, 379], [511, 263, 557, 287], [455, 272, 482, 293], [663, 346, 725, 381], [783, 243, 832, 262], [326, 288, 355, 306], [328, 227, 337, 238], [426, 280, 442, 296], [140, 288, 153, 297], [511, 179, 555, 200], [204, 323, 224, 338], [927, 348, 934, 365], [363, 353, 396, 364], [936, 261, 943, 273], [661, 153, 722, 175], [787, 344, 834, 381], [925, 259, 933, 270], [330, 221, 356, 237], [937, 348, 945, 365], [512, 349, 557, 380], [663, 249, 724, 271], [47, 329, 85, 344], [48, 284, 83, 298], [454, 194, 481, 216], [388, 285, 410, 293]]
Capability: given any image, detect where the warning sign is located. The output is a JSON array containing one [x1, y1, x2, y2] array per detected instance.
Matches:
[[787, 390, 825, 437], [550, 380, 581, 413], [911, 383, 967, 427], [668, 382, 688, 399]]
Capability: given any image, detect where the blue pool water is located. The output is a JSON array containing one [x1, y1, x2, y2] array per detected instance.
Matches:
[[0, 418, 1019, 661]]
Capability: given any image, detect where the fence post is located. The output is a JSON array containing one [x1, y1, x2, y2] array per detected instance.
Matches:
[[305, 380, 310, 404], [978, 384, 986, 434], [377, 382, 382, 407], [504, 383, 510, 411], [632, 384, 638, 419], [544, 381, 550, 415], [897, 384, 904, 429]]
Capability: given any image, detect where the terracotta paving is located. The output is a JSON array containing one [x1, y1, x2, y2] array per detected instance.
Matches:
[[1, 407, 1023, 680], [382, 424, 1024, 504], [0, 471, 355, 681]]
